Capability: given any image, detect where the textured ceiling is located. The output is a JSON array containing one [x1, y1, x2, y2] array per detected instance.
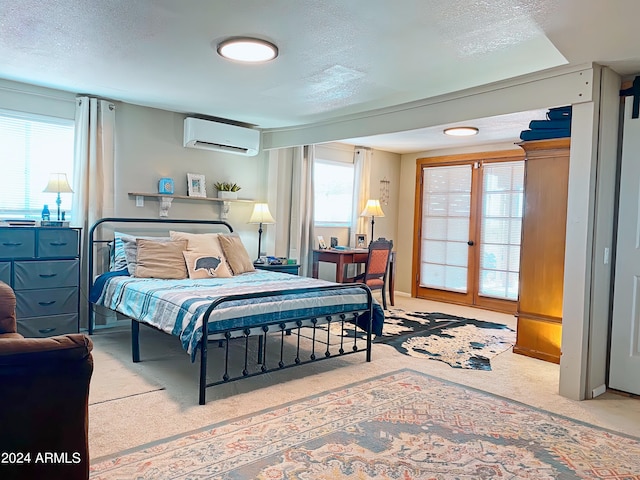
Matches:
[[1, 0, 639, 153]]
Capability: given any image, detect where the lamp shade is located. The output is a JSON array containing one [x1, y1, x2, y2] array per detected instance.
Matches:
[[248, 203, 276, 224], [43, 173, 74, 193], [360, 199, 385, 218]]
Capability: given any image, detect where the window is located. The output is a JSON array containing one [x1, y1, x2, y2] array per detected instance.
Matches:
[[313, 159, 355, 226], [0, 109, 75, 220], [479, 161, 523, 300]]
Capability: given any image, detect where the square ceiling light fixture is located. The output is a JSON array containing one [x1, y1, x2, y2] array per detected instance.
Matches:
[[217, 37, 278, 63], [443, 126, 479, 136]]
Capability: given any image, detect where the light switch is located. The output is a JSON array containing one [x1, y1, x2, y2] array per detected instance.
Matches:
[[136, 195, 144, 207]]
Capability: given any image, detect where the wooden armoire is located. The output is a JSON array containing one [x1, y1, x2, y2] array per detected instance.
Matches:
[[514, 138, 570, 364]]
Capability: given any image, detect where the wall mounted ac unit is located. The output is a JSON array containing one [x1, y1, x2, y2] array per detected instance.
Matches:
[[183, 117, 260, 156]]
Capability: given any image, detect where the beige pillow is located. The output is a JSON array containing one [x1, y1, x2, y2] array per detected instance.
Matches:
[[134, 239, 188, 279], [169, 231, 220, 252], [120, 234, 173, 276], [183, 251, 233, 279], [218, 234, 255, 275]]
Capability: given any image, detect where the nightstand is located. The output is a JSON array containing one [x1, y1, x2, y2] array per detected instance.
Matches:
[[254, 263, 301, 275]]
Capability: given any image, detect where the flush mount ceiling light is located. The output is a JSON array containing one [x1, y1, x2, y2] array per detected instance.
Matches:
[[217, 37, 278, 63], [443, 126, 479, 136]]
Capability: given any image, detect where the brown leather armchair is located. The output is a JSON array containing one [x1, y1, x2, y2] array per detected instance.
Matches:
[[0, 280, 93, 480]]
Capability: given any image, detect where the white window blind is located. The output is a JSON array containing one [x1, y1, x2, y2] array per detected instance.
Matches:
[[313, 159, 355, 226], [420, 164, 472, 292], [479, 161, 524, 300], [0, 109, 74, 220]]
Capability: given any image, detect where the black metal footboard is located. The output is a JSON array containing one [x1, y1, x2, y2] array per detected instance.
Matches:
[[131, 284, 373, 405]]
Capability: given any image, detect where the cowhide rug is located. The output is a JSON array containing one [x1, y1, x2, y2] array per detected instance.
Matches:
[[316, 308, 516, 370]]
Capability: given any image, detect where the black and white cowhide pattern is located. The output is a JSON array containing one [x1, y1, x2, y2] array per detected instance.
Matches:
[[314, 308, 516, 370]]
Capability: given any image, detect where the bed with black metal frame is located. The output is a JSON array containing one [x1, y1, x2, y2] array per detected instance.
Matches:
[[87, 217, 379, 404]]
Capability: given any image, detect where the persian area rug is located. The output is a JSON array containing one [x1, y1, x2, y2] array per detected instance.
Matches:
[[90, 369, 640, 479], [315, 308, 516, 370]]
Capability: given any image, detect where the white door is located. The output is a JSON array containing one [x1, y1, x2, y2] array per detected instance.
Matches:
[[610, 97, 640, 395]]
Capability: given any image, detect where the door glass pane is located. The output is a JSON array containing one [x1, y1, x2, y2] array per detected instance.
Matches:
[[420, 165, 471, 292], [479, 161, 524, 300]]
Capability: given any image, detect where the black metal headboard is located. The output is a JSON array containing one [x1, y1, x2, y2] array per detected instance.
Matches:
[[87, 217, 234, 333]]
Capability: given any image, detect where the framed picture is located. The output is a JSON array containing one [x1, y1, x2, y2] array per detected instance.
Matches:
[[187, 173, 206, 197], [317, 235, 327, 249], [355, 233, 367, 249]]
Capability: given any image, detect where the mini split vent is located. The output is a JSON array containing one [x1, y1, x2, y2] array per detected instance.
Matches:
[[183, 117, 260, 156]]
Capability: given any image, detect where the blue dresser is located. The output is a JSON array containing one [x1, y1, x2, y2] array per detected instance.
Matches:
[[0, 227, 80, 337]]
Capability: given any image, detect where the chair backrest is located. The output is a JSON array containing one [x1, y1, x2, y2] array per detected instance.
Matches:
[[362, 238, 393, 283]]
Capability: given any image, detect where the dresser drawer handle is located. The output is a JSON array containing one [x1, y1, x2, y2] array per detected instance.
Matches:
[[2, 242, 23, 247], [38, 273, 57, 278], [38, 327, 56, 335], [38, 300, 56, 306], [49, 242, 68, 247]]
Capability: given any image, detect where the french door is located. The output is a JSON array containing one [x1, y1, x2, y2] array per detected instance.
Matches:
[[412, 151, 524, 313]]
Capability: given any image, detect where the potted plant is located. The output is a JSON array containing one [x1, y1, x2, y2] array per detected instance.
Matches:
[[214, 181, 241, 200]]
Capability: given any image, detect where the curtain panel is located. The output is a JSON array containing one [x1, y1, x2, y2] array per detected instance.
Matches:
[[269, 145, 316, 277], [351, 147, 372, 246], [72, 96, 116, 328]]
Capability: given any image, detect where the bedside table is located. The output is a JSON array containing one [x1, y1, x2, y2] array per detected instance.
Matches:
[[254, 263, 301, 275]]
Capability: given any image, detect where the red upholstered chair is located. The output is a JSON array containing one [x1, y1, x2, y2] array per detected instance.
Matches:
[[0, 280, 93, 480], [354, 238, 393, 309]]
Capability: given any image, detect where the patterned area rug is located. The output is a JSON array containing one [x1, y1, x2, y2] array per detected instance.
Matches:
[[317, 308, 516, 370], [90, 369, 640, 479]]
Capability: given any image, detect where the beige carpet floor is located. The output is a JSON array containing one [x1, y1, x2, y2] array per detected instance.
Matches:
[[88, 294, 640, 463]]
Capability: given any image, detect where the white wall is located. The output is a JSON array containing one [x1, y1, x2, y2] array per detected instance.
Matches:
[[112, 102, 268, 258]]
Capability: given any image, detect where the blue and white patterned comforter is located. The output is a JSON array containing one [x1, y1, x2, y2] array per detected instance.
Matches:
[[92, 270, 383, 361]]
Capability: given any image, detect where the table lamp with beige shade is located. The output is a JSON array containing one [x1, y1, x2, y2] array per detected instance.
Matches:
[[248, 203, 276, 262], [360, 199, 385, 243], [43, 173, 73, 221]]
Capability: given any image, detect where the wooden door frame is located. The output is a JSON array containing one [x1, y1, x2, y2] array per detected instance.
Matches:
[[412, 149, 524, 314]]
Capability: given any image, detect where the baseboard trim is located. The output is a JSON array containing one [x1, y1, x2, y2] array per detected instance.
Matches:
[[592, 384, 607, 398]]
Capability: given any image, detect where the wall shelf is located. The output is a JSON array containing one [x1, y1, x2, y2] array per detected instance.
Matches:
[[128, 192, 253, 219]]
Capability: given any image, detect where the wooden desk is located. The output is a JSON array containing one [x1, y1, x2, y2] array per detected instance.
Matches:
[[311, 249, 396, 306]]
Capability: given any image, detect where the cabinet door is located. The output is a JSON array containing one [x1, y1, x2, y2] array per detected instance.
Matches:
[[0, 261, 10, 285]]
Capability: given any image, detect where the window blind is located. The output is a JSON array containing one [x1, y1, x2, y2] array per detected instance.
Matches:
[[479, 160, 524, 300], [313, 159, 355, 226], [420, 164, 472, 292], [0, 109, 74, 219]]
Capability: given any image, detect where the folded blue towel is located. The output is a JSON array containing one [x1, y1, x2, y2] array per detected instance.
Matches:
[[547, 106, 572, 120], [519, 129, 570, 141], [529, 119, 571, 130]]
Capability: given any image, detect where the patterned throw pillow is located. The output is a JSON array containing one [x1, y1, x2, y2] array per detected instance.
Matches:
[[183, 251, 232, 279], [111, 232, 130, 271], [169, 231, 233, 277]]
